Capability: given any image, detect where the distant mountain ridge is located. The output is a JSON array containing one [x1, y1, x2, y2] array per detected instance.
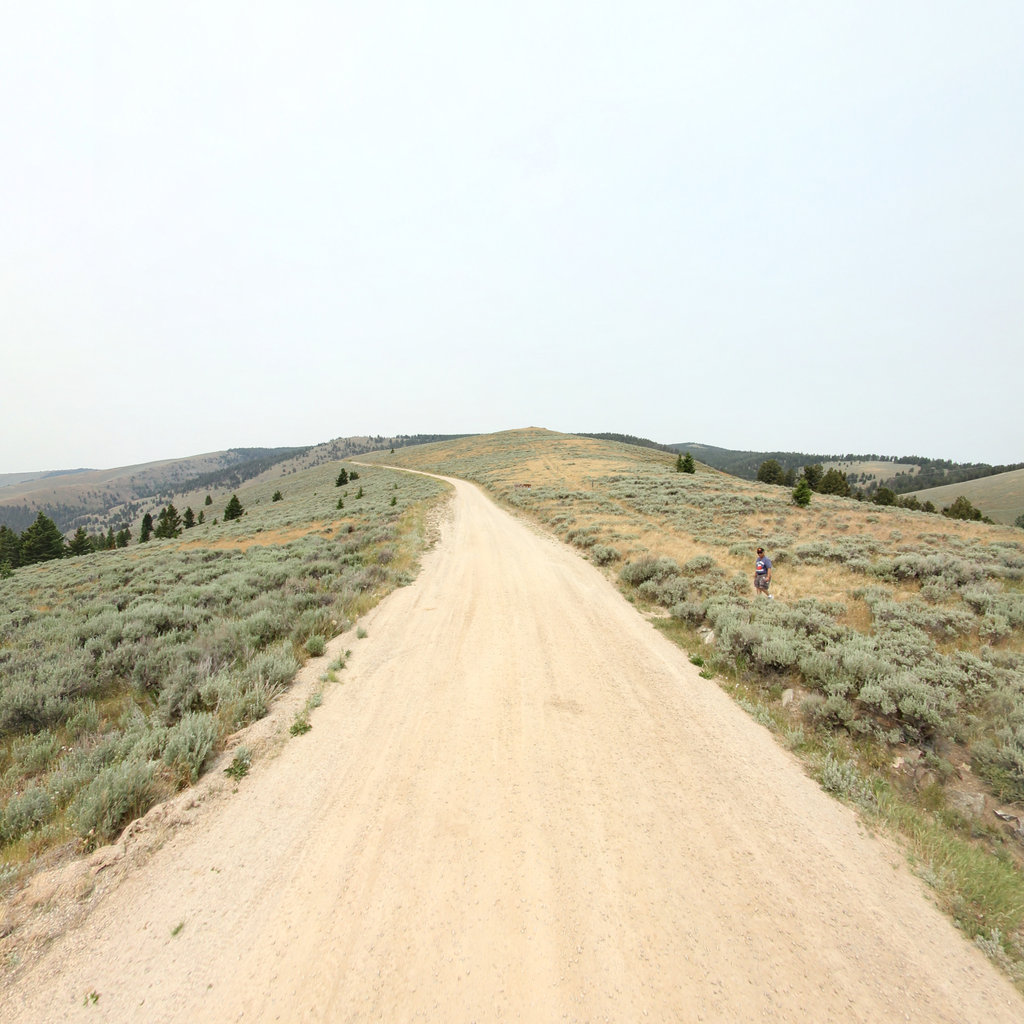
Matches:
[[672, 442, 1024, 496], [0, 434, 473, 536], [0, 469, 91, 489], [6, 429, 1020, 538]]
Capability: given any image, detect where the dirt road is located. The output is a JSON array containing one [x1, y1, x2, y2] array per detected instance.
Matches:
[[6, 476, 1023, 1022]]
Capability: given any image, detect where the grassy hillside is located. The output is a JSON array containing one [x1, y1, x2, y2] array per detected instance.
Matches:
[[0, 448, 307, 535], [0, 457, 449, 888], [679, 442, 1023, 498], [0, 434, 473, 537], [907, 468, 1024, 526], [366, 428, 1024, 985], [823, 458, 921, 488], [677, 441, 918, 484]]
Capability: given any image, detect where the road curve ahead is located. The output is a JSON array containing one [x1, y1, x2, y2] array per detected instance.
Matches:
[[7, 476, 1023, 1023]]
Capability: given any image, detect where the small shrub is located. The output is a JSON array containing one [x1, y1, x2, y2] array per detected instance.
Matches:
[[682, 555, 715, 575], [224, 746, 252, 781], [819, 754, 874, 807], [620, 556, 679, 586], [972, 734, 1024, 803], [305, 635, 326, 657]]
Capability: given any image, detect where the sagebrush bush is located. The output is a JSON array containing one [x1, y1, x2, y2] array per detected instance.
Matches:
[[70, 758, 157, 843], [161, 711, 219, 786], [819, 754, 874, 807], [619, 556, 679, 586], [0, 786, 54, 844], [972, 728, 1024, 803], [591, 544, 620, 566]]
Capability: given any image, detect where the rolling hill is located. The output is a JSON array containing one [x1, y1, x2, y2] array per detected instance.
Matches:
[[906, 467, 1024, 525], [0, 435, 473, 536]]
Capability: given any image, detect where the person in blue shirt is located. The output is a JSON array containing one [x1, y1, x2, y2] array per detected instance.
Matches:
[[754, 547, 772, 597]]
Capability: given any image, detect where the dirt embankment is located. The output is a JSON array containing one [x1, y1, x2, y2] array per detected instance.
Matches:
[[5, 476, 1023, 1022]]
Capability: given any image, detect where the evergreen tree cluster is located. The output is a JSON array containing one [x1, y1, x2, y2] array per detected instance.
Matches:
[[1, 497, 214, 573], [707, 445, 1024, 499], [756, 460, 994, 522], [578, 432, 678, 454], [0, 513, 134, 573]]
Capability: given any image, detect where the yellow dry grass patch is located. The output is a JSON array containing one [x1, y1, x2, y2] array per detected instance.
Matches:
[[179, 521, 347, 552]]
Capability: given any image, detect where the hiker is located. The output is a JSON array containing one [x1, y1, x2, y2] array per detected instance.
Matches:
[[754, 546, 772, 597]]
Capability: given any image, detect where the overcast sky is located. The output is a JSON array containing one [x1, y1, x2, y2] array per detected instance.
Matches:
[[3, 2, 1021, 471]]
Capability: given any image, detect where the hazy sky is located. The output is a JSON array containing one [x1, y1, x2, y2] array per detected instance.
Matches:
[[3, 2, 1022, 471]]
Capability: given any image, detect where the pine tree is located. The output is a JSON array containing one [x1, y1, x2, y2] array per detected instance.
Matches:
[[0, 524, 22, 568], [681, 453, 696, 474], [68, 527, 92, 556], [105, 527, 116, 549], [20, 512, 65, 564], [183, 507, 196, 529], [335, 469, 349, 487], [140, 513, 154, 542], [942, 495, 984, 522], [197, 510, 205, 525], [205, 494, 213, 506], [223, 494, 244, 521], [272, 490, 283, 502], [154, 504, 182, 538], [116, 527, 131, 548], [675, 453, 684, 473], [819, 468, 851, 496], [757, 460, 785, 485], [802, 464, 824, 491], [792, 477, 812, 507]]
